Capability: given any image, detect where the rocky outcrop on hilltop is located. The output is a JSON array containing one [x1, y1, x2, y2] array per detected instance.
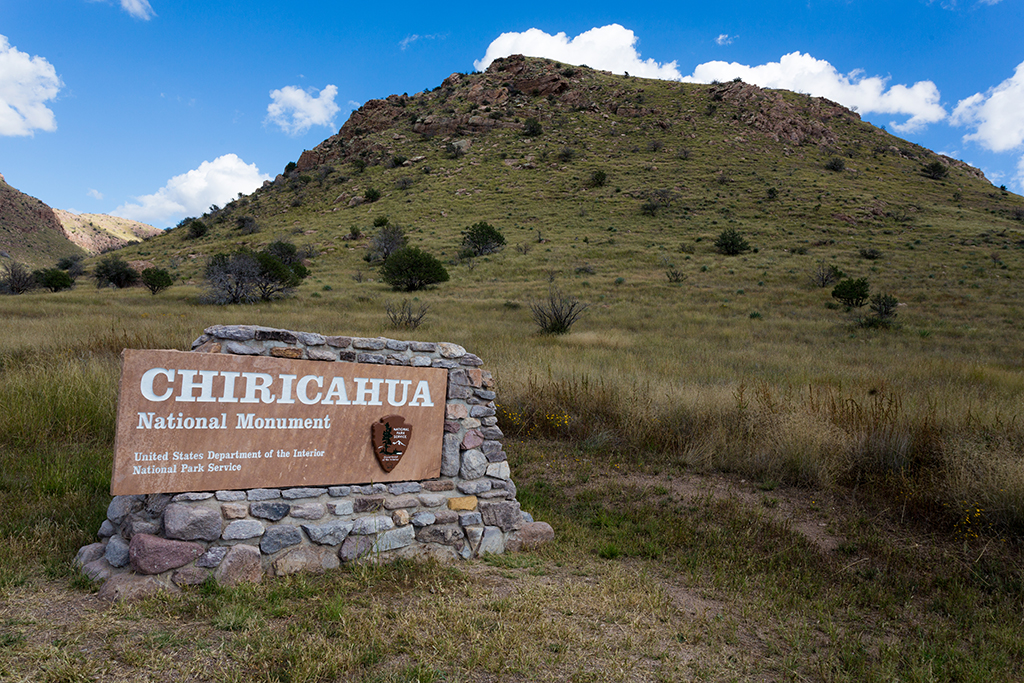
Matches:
[[52, 209, 162, 255]]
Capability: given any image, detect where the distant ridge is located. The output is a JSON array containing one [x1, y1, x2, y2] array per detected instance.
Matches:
[[0, 174, 160, 268]]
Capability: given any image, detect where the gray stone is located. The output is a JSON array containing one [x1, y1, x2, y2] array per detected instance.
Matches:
[[172, 566, 210, 587], [459, 512, 483, 527], [351, 515, 395, 535], [247, 488, 282, 501], [372, 525, 415, 553], [325, 335, 352, 348], [327, 486, 351, 497], [522, 512, 535, 523], [477, 526, 505, 556], [409, 341, 436, 352], [290, 503, 326, 520], [422, 480, 455, 491], [328, 500, 354, 516], [352, 337, 387, 350], [482, 440, 502, 456], [474, 389, 497, 401], [480, 501, 523, 532], [272, 546, 336, 576], [301, 519, 354, 545], [433, 509, 459, 524], [353, 497, 383, 513], [224, 341, 261, 355], [145, 494, 173, 517], [107, 495, 144, 525], [410, 512, 436, 527], [387, 482, 421, 495], [260, 525, 303, 555], [105, 534, 130, 568], [448, 368, 469, 386], [298, 332, 326, 346], [470, 405, 496, 418], [131, 520, 160, 538], [191, 334, 210, 348], [418, 494, 446, 508], [171, 492, 214, 502], [215, 544, 262, 586], [464, 526, 484, 552], [356, 353, 385, 364], [383, 496, 418, 510], [479, 489, 512, 500], [480, 426, 505, 440], [216, 490, 246, 502], [76, 542, 106, 568], [129, 534, 204, 575], [415, 524, 465, 547], [457, 480, 491, 495], [480, 416, 499, 426], [441, 433, 461, 477], [98, 520, 115, 538], [307, 347, 338, 361], [432, 359, 459, 369], [486, 461, 512, 480], [437, 342, 466, 358], [460, 449, 488, 480], [196, 546, 230, 568], [485, 448, 507, 464], [82, 558, 114, 582], [411, 356, 433, 367], [447, 384, 472, 400], [353, 484, 387, 495], [462, 429, 484, 449], [282, 487, 327, 500], [385, 339, 410, 351], [254, 327, 298, 343], [222, 520, 265, 540], [250, 501, 290, 521], [505, 522, 555, 552], [460, 353, 484, 367], [492, 479, 517, 497], [338, 535, 373, 562], [206, 324, 256, 341], [163, 504, 222, 542]]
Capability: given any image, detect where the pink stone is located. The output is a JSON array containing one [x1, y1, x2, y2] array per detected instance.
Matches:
[[462, 429, 485, 449], [505, 522, 555, 552], [215, 544, 262, 586], [129, 533, 205, 575]]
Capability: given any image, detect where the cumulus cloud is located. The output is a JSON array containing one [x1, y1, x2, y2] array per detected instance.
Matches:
[[266, 84, 340, 136], [950, 60, 1024, 153], [120, 0, 155, 20], [0, 35, 62, 137], [716, 34, 734, 46], [87, 188, 103, 200], [474, 25, 682, 80], [113, 154, 270, 226], [682, 52, 947, 133]]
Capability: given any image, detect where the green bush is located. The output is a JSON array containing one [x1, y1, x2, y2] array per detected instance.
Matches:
[[364, 188, 381, 203], [204, 243, 310, 304], [588, 170, 607, 188], [825, 157, 846, 172], [1, 261, 35, 294], [922, 160, 949, 180], [140, 268, 173, 295], [523, 118, 543, 137], [379, 247, 449, 292], [714, 228, 751, 256], [461, 221, 506, 257], [832, 278, 870, 307], [33, 268, 74, 292], [236, 215, 259, 234], [868, 292, 899, 321], [94, 256, 139, 289], [365, 224, 407, 263], [178, 217, 208, 239]]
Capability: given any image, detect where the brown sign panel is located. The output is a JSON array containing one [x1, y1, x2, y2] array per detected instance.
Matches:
[[112, 349, 447, 495]]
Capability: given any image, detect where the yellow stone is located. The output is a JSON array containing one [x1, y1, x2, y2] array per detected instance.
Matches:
[[271, 347, 304, 359], [447, 496, 477, 511]]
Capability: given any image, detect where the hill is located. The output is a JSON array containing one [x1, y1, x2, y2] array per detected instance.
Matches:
[[0, 173, 160, 268]]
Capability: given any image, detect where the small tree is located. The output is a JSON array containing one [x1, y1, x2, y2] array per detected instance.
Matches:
[[832, 278, 870, 307], [2, 261, 36, 294], [379, 246, 449, 291], [461, 221, 506, 257], [922, 160, 949, 180], [141, 267, 173, 295], [365, 224, 407, 263], [204, 252, 260, 304], [809, 260, 844, 288], [179, 217, 208, 239], [94, 256, 139, 289], [57, 255, 85, 279], [522, 117, 543, 137], [236, 215, 259, 235], [869, 292, 899, 320], [714, 228, 751, 256], [364, 188, 381, 203], [34, 268, 74, 292], [825, 157, 846, 172], [587, 170, 607, 188], [531, 287, 589, 334]]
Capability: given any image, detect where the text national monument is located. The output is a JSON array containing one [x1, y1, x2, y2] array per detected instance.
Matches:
[[78, 326, 553, 593]]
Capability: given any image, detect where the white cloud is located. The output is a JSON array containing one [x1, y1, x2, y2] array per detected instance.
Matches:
[[266, 84, 340, 136], [87, 188, 103, 200], [474, 25, 682, 80], [400, 33, 444, 51], [716, 34, 734, 46], [0, 35, 62, 137], [113, 154, 270, 225], [120, 0, 155, 20], [682, 52, 947, 133], [950, 60, 1024, 153]]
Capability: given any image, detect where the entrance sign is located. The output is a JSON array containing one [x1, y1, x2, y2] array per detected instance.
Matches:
[[112, 349, 447, 495]]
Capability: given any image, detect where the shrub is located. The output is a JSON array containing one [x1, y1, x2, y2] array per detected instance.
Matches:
[[825, 157, 846, 172], [922, 160, 949, 180], [531, 288, 589, 334], [177, 217, 207, 239], [832, 278, 870, 307], [284, 161, 297, 174], [445, 142, 465, 159], [714, 228, 751, 255], [204, 245, 309, 304], [140, 268, 173, 295], [666, 267, 687, 283], [236, 215, 259, 235], [587, 170, 607, 188], [395, 177, 413, 190], [94, 256, 139, 289], [33, 268, 74, 292], [1, 261, 36, 294], [386, 301, 429, 329], [461, 221, 506, 257], [364, 188, 381, 203], [557, 147, 576, 163], [373, 216, 390, 228], [365, 224, 407, 263], [640, 200, 661, 216], [859, 247, 883, 260], [869, 292, 899, 320], [351, 159, 367, 173], [379, 246, 449, 292], [809, 260, 844, 288], [522, 118, 542, 137]]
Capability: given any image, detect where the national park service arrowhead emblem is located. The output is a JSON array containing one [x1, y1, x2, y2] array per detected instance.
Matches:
[[371, 415, 412, 473]]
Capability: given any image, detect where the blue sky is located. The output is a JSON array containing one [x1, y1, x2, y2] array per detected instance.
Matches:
[[1, 0, 1022, 228]]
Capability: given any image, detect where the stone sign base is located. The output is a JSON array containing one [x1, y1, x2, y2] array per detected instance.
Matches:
[[77, 326, 553, 594]]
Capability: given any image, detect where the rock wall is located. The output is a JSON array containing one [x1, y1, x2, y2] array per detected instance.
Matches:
[[77, 325, 553, 593]]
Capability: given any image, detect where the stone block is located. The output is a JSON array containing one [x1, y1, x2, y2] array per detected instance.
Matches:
[[328, 500, 354, 516], [387, 482, 422, 495], [459, 512, 483, 527], [172, 492, 214, 502], [172, 567, 210, 587], [260, 525, 303, 555], [163, 504, 222, 542], [383, 496, 418, 510], [437, 342, 466, 358], [307, 347, 338, 361], [417, 494, 446, 508], [462, 429, 484, 450], [282, 487, 327, 500], [327, 486, 351, 497], [224, 341, 261, 355], [422, 480, 455, 491], [105, 534, 130, 568], [351, 515, 395, 535], [446, 403, 469, 419], [372, 525, 415, 553], [486, 461, 512, 480], [216, 490, 246, 502], [222, 520, 265, 540], [247, 489, 282, 501], [441, 433, 461, 477], [456, 480, 491, 495], [289, 503, 326, 520], [107, 495, 144, 525], [221, 503, 248, 519], [409, 341, 436, 352], [411, 512, 436, 527], [476, 526, 505, 556], [255, 328, 298, 343], [433, 509, 459, 524], [353, 497, 383, 513], [215, 544, 262, 586], [301, 519, 354, 545], [480, 501, 522, 532], [447, 496, 477, 511], [505, 522, 555, 552], [129, 534, 204, 575], [271, 347, 304, 359], [196, 546, 229, 568], [82, 558, 114, 582], [325, 336, 352, 348], [460, 449, 488, 480], [250, 501, 290, 521], [352, 337, 386, 350], [415, 524, 465, 547], [392, 509, 411, 526], [339, 535, 373, 562], [76, 542, 106, 568]]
